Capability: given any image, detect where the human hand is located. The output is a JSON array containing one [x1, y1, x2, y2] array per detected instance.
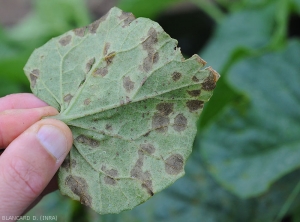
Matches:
[[0, 93, 73, 217]]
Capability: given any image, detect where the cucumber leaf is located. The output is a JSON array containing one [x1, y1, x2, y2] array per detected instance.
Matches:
[[24, 7, 219, 214]]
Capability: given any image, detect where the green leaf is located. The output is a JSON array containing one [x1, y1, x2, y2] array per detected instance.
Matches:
[[293, 0, 300, 13], [6, 0, 90, 50], [200, 3, 278, 72], [199, 40, 300, 198], [117, 0, 184, 19], [198, 2, 284, 128], [24, 7, 219, 214]]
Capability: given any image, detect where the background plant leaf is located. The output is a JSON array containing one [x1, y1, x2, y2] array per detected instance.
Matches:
[[199, 40, 300, 198], [117, 0, 184, 19]]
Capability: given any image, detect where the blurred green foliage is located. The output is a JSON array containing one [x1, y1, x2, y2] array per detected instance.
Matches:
[[1, 0, 300, 221]]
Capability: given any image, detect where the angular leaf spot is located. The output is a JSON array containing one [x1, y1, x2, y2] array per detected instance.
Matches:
[[105, 52, 116, 65], [88, 14, 107, 33], [85, 58, 95, 73], [76, 135, 100, 148], [29, 69, 40, 88], [104, 176, 117, 185], [103, 42, 111, 56], [130, 150, 153, 195], [101, 165, 118, 177], [192, 76, 199, 82], [59, 35, 72, 46], [140, 143, 156, 154], [156, 103, 174, 116], [195, 55, 207, 66], [118, 11, 136, 27], [186, 100, 204, 112], [141, 27, 158, 72], [61, 156, 76, 170], [152, 114, 170, 133], [93, 67, 108, 77], [165, 154, 184, 175], [173, 114, 187, 132], [202, 68, 219, 91], [187, 90, 201, 97], [153, 52, 159, 64], [172, 72, 182, 81], [63, 94, 73, 104], [66, 175, 92, 207], [123, 76, 135, 93], [73, 27, 86, 37], [84, 98, 91, 105]]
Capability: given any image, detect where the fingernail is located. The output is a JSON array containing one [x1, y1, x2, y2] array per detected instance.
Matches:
[[37, 125, 68, 160]]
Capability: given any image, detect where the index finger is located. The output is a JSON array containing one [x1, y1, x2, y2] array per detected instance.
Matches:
[[0, 93, 48, 112]]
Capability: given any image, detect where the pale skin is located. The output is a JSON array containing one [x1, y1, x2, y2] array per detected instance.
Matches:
[[0, 93, 73, 217]]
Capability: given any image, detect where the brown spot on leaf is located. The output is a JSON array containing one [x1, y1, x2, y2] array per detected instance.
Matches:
[[65, 175, 92, 207], [153, 52, 159, 64], [108, 169, 118, 177], [105, 124, 112, 131], [156, 103, 174, 116], [141, 28, 158, 72], [88, 14, 107, 33], [130, 151, 153, 195], [165, 154, 184, 175], [142, 57, 153, 72], [63, 94, 73, 104], [123, 76, 135, 93], [73, 27, 86, 37], [76, 135, 99, 148], [152, 114, 170, 133], [142, 28, 158, 50], [103, 42, 110, 55], [61, 155, 70, 169], [59, 35, 72, 46], [71, 159, 77, 168], [186, 100, 204, 112], [192, 76, 199, 82], [142, 182, 154, 196], [118, 11, 136, 27], [202, 67, 219, 90], [126, 96, 131, 103], [141, 76, 147, 86], [84, 98, 91, 105], [173, 114, 187, 132], [195, 55, 207, 66], [85, 58, 95, 73], [78, 79, 86, 88], [104, 176, 117, 185], [29, 69, 40, 87], [101, 165, 119, 177], [172, 72, 182, 81], [105, 52, 116, 65], [187, 90, 201, 97], [143, 131, 150, 137], [93, 67, 108, 77], [130, 150, 144, 178], [140, 143, 156, 154]]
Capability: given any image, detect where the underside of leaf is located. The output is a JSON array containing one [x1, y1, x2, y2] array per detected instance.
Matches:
[[24, 7, 219, 214]]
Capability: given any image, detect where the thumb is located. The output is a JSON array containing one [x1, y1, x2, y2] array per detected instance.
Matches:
[[0, 119, 73, 216]]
